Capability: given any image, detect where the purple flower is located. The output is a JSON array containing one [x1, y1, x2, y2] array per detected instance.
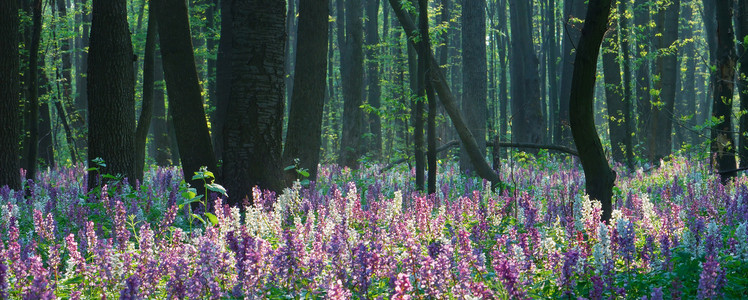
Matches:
[[492, 251, 526, 299], [393, 273, 412, 300], [120, 275, 142, 300], [559, 249, 580, 296], [697, 256, 725, 299]]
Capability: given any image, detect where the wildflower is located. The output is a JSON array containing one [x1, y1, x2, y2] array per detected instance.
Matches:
[[697, 256, 725, 299], [327, 279, 350, 300], [393, 273, 412, 300], [120, 275, 141, 300]]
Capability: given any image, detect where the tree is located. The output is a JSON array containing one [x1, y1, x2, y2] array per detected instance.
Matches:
[[213, 0, 233, 162], [710, 0, 737, 181], [87, 0, 137, 188], [153, 0, 217, 197], [557, 0, 586, 147], [460, 0, 487, 173], [150, 50, 171, 167], [339, 0, 365, 168], [737, 0, 748, 168], [650, 0, 679, 162], [282, 0, 329, 183], [419, 0, 437, 194], [223, 0, 287, 203], [634, 0, 651, 159], [24, 0, 43, 182], [0, 0, 21, 190], [602, 2, 626, 164], [569, 0, 615, 222], [366, 0, 382, 157], [509, 0, 545, 151], [135, 3, 157, 181]]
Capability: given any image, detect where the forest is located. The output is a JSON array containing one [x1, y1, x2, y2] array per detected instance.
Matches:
[[1, 0, 748, 298]]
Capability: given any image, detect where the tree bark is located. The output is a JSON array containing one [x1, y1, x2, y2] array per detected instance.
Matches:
[[282, 0, 329, 184], [569, 0, 615, 222], [460, 0, 487, 173], [153, 0, 218, 197], [339, 0, 365, 168], [213, 0, 233, 162], [557, 0, 586, 147], [650, 0, 679, 162], [710, 0, 737, 181], [0, 0, 21, 190], [150, 50, 171, 166], [420, 0, 436, 194], [223, 0, 286, 203], [87, 0, 137, 188], [24, 0, 42, 181], [366, 0, 382, 158], [135, 5, 157, 181]]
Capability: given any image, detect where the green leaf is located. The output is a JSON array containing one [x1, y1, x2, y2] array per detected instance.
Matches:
[[297, 169, 310, 177], [181, 189, 197, 200], [284, 165, 296, 171], [300, 179, 310, 186], [102, 174, 119, 180], [86, 167, 99, 172], [206, 183, 228, 197], [205, 212, 219, 226], [191, 214, 206, 225]]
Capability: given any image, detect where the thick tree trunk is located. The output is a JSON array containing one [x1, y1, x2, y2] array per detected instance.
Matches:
[[150, 50, 171, 166], [135, 6, 157, 181], [87, 0, 137, 188], [710, 0, 737, 181], [339, 0, 365, 168], [460, 0, 488, 173], [24, 0, 42, 181], [738, 0, 748, 168], [213, 0, 232, 162], [557, 0, 586, 147], [366, 0, 382, 158], [388, 0, 502, 187], [223, 0, 286, 203], [569, 0, 615, 222], [0, 0, 21, 189], [153, 0, 218, 197], [650, 0, 679, 162], [602, 10, 626, 164], [282, 0, 329, 184], [509, 0, 545, 152]]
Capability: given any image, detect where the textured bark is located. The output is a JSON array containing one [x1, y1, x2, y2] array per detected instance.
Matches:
[[569, 0, 615, 222], [460, 0, 487, 173], [87, 0, 137, 188], [153, 0, 217, 196], [509, 0, 545, 152], [388, 0, 502, 187], [710, 0, 737, 181], [650, 0, 679, 161], [602, 9, 626, 164], [366, 0, 382, 157], [339, 0, 365, 168], [282, 0, 329, 184], [135, 6, 157, 181], [738, 0, 748, 168], [213, 0, 232, 162], [150, 51, 171, 166], [557, 0, 586, 147], [0, 0, 21, 190], [24, 0, 42, 181], [223, 0, 286, 204]]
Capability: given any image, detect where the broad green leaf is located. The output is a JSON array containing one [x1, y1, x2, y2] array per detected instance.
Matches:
[[206, 183, 228, 197], [205, 212, 218, 226]]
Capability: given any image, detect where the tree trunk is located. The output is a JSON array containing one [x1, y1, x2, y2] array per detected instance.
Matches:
[[213, 0, 233, 162], [420, 0, 437, 194], [710, 0, 737, 181], [75, 0, 90, 132], [135, 5, 157, 181], [634, 0, 651, 160], [547, 0, 559, 145], [87, 0, 137, 188], [366, 0, 382, 158], [602, 8, 626, 164], [497, 0, 508, 158], [153, 0, 218, 198], [24, 0, 42, 181], [620, 0, 634, 169], [737, 0, 748, 168], [150, 50, 171, 166], [388, 0, 502, 187], [339, 0, 365, 168], [282, 0, 329, 184], [509, 0, 544, 152], [223, 0, 286, 203], [569, 0, 615, 222], [460, 0, 487, 173], [0, 0, 21, 189], [557, 0, 586, 147], [651, 0, 679, 162]]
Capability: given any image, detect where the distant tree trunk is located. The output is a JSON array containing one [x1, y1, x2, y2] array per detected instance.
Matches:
[[460, 0, 487, 173], [339, 0, 365, 168], [737, 0, 748, 168], [620, 0, 634, 169], [75, 0, 90, 131], [153, 0, 218, 198], [223, 0, 286, 203], [497, 0, 508, 158], [557, 0, 586, 147], [419, 0, 437, 194], [150, 50, 171, 166], [710, 0, 737, 181], [87, 0, 137, 188], [509, 0, 544, 152], [634, 0, 651, 160], [602, 8, 626, 164], [547, 0, 559, 145], [366, 0, 382, 158], [135, 6, 157, 181], [0, 0, 21, 189], [56, 0, 85, 161], [39, 99, 54, 169], [213, 0, 232, 162], [650, 0, 679, 162], [282, 0, 329, 184], [24, 0, 42, 181], [414, 3, 425, 190], [569, 0, 615, 222]]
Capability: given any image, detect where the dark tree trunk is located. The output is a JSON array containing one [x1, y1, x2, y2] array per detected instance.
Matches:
[[24, 0, 42, 181], [620, 0, 634, 169], [509, 0, 544, 152], [339, 0, 365, 168], [0, 0, 21, 189], [547, 0, 558, 145], [650, 0, 679, 162], [710, 0, 737, 181], [366, 0, 382, 158], [39, 100, 54, 169], [419, 0, 437, 194], [213, 0, 232, 162], [223, 0, 286, 203], [569, 0, 615, 222], [87, 0, 137, 188], [460, 0, 487, 173], [153, 0, 218, 197], [602, 10, 626, 164], [75, 0, 90, 133], [150, 50, 171, 166], [285, 0, 297, 104], [205, 0, 219, 115], [738, 0, 748, 168], [557, 0, 586, 147], [56, 0, 85, 161], [389, 0, 502, 187], [135, 5, 157, 181], [282, 0, 329, 184], [634, 0, 651, 160], [497, 0, 508, 158]]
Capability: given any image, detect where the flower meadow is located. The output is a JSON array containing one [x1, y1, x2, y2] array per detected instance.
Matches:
[[1, 156, 748, 299]]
